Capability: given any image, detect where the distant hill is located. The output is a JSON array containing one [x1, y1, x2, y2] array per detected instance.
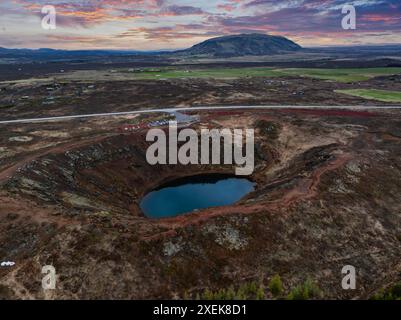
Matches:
[[175, 33, 302, 57], [0, 47, 165, 62], [0, 47, 160, 55]]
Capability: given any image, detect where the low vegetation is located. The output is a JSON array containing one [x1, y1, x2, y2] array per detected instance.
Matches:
[[53, 66, 401, 83], [128, 67, 281, 80], [135, 67, 401, 82], [128, 67, 401, 83], [269, 274, 283, 297], [279, 67, 401, 82], [192, 281, 265, 300], [183, 275, 324, 300], [371, 283, 401, 300], [286, 278, 322, 300], [335, 89, 401, 103]]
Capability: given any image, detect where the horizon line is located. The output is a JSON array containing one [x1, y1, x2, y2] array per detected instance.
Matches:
[[2, 42, 401, 52]]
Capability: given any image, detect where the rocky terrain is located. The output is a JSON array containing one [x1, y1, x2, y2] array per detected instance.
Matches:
[[0, 108, 401, 299], [1, 40, 401, 299], [1, 75, 400, 123]]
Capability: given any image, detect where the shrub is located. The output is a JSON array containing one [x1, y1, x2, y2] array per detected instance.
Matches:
[[235, 285, 248, 300], [371, 283, 401, 300], [269, 275, 283, 298], [226, 286, 236, 300], [287, 278, 322, 300], [196, 281, 264, 300], [202, 288, 214, 300], [255, 120, 281, 140], [256, 286, 266, 300], [246, 281, 258, 295]]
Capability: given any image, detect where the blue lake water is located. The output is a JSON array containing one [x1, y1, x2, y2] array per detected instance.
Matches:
[[140, 175, 255, 219]]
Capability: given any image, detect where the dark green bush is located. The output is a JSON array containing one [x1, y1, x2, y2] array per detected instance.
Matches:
[[269, 274, 283, 298], [287, 278, 322, 300]]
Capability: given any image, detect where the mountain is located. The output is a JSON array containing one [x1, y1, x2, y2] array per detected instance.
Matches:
[[176, 33, 302, 57]]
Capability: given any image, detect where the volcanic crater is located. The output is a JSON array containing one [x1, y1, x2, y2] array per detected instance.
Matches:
[[1, 110, 401, 299]]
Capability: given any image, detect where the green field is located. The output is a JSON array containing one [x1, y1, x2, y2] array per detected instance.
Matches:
[[335, 89, 401, 103], [276, 67, 401, 83], [128, 67, 282, 79], [40, 66, 401, 84], [129, 67, 401, 83]]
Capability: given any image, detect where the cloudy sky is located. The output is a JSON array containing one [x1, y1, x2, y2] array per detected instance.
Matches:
[[0, 0, 400, 50]]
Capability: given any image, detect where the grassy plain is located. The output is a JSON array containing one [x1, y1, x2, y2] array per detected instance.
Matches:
[[336, 89, 401, 102]]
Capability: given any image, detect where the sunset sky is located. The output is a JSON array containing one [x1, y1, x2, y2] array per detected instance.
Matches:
[[0, 0, 400, 50]]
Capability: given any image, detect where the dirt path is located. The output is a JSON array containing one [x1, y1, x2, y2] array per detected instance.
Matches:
[[267, 152, 351, 210]]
